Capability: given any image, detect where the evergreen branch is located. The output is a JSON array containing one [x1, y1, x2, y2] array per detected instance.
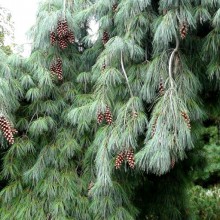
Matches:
[[63, 0, 67, 17], [120, 50, 136, 125], [120, 50, 134, 98], [168, 34, 179, 88]]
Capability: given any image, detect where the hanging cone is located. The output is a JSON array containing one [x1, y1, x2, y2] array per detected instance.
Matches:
[[152, 116, 158, 137], [67, 30, 75, 44], [115, 152, 125, 169], [56, 58, 63, 80], [62, 19, 68, 36], [181, 111, 191, 130], [102, 31, 109, 45], [126, 149, 135, 169], [179, 22, 188, 39], [97, 111, 104, 124], [50, 63, 57, 76], [58, 37, 68, 49], [50, 31, 57, 45], [50, 58, 63, 80], [0, 116, 17, 145], [57, 19, 69, 38], [104, 106, 113, 125], [159, 79, 165, 96]]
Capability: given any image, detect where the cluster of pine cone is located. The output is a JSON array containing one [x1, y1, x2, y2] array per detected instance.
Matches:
[[179, 22, 188, 39], [181, 111, 191, 129], [50, 19, 75, 49], [0, 116, 17, 145], [50, 58, 63, 80], [115, 149, 135, 169], [97, 106, 113, 125]]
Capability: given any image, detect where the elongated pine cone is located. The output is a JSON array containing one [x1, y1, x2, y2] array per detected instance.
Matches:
[[105, 106, 113, 125], [0, 116, 17, 144], [57, 19, 69, 38], [50, 31, 57, 45], [181, 111, 191, 129], [58, 37, 68, 50], [97, 111, 104, 124], [115, 152, 125, 169], [102, 31, 109, 45], [67, 30, 75, 44], [180, 22, 188, 39], [126, 149, 135, 169], [159, 79, 165, 96], [152, 116, 158, 137], [50, 58, 63, 80]]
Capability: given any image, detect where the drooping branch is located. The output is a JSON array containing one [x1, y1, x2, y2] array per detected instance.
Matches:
[[168, 34, 179, 88], [63, 0, 67, 16], [120, 50, 134, 98]]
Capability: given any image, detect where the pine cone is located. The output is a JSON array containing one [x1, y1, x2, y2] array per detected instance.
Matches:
[[97, 111, 104, 124], [126, 149, 135, 169], [159, 79, 165, 96], [181, 111, 191, 129], [50, 58, 63, 80], [50, 31, 57, 45], [50, 63, 56, 76], [104, 106, 113, 125], [102, 31, 109, 45], [58, 37, 68, 49], [0, 116, 17, 144], [180, 22, 188, 39], [67, 30, 75, 44], [115, 152, 125, 169], [57, 19, 69, 38], [152, 117, 158, 137]]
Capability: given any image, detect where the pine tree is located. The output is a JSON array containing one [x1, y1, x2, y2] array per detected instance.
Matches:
[[0, 0, 220, 219], [69, 0, 219, 219], [0, 0, 91, 219]]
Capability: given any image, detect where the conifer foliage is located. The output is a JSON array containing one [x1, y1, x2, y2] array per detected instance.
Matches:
[[0, 0, 91, 219], [0, 0, 220, 219]]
